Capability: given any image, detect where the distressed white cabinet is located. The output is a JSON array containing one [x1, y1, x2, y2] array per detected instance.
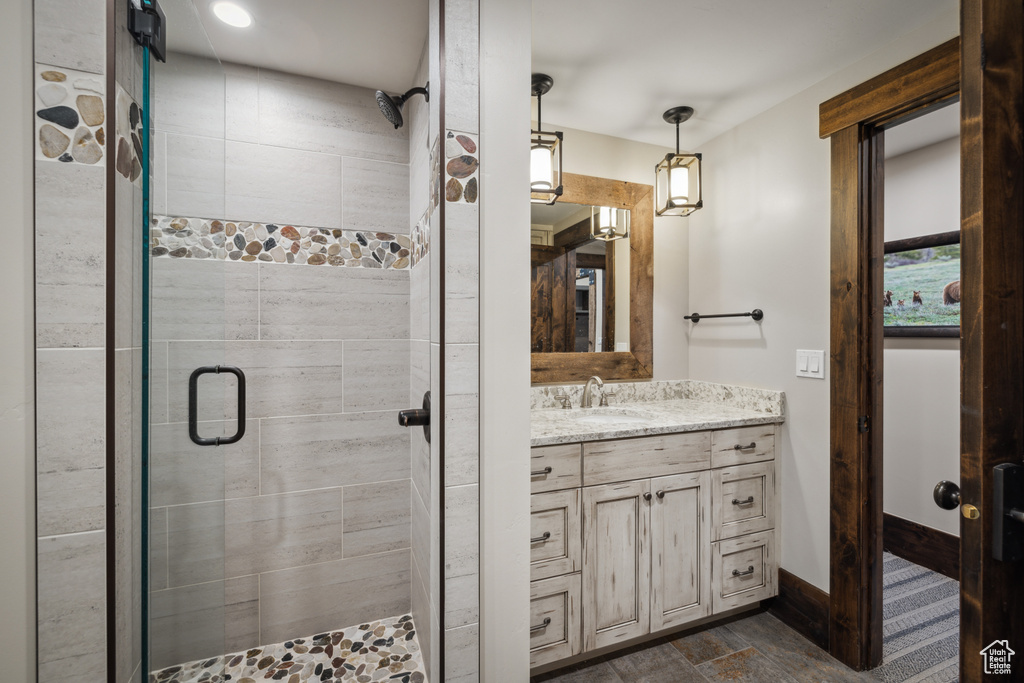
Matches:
[[582, 480, 652, 650], [529, 422, 779, 672], [650, 471, 712, 631]]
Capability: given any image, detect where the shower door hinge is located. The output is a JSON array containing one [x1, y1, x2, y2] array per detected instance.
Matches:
[[858, 415, 870, 433], [128, 0, 167, 62]]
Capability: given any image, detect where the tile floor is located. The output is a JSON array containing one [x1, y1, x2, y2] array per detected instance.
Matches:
[[532, 610, 876, 683]]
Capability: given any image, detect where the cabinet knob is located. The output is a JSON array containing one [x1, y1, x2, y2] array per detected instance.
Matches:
[[643, 492, 652, 501]]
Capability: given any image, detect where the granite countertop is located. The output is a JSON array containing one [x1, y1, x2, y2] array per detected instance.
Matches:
[[530, 380, 786, 447]]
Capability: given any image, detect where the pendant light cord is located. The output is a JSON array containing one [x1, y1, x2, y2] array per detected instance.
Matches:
[[676, 122, 680, 155]]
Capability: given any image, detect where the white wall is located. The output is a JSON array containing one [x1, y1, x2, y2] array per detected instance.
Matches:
[[0, 0, 36, 678], [480, 0, 532, 679], [545, 125, 689, 380], [686, 9, 959, 591], [883, 136, 960, 536]]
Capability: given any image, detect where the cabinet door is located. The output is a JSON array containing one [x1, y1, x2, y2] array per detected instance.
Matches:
[[650, 471, 712, 631], [582, 480, 651, 651]]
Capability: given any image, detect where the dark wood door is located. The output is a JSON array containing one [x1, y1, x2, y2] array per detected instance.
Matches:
[[531, 246, 575, 353], [958, 4, 1024, 680]]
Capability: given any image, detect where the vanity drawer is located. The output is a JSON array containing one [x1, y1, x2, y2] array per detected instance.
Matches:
[[712, 461, 775, 540], [712, 530, 776, 612], [711, 424, 775, 468], [531, 444, 582, 493], [531, 489, 582, 581], [583, 432, 711, 486], [530, 573, 582, 669]]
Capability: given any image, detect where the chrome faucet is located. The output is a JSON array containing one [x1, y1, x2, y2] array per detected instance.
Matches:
[[581, 375, 604, 408]]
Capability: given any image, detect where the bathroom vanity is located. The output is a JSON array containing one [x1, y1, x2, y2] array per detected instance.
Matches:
[[528, 380, 785, 671]]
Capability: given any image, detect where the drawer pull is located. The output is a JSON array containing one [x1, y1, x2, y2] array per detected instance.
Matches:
[[734, 442, 757, 451], [655, 487, 688, 499], [732, 565, 755, 577], [531, 466, 553, 477], [530, 617, 551, 633], [732, 496, 755, 506], [531, 531, 551, 544]]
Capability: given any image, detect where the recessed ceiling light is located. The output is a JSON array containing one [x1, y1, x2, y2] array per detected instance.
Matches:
[[212, 1, 252, 28]]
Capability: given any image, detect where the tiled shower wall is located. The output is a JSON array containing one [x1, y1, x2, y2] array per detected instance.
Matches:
[[147, 54, 417, 669], [408, 36, 441, 683], [35, 0, 147, 680], [440, 0, 483, 680]]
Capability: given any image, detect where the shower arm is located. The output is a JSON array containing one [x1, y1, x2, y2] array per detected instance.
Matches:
[[401, 85, 429, 104]]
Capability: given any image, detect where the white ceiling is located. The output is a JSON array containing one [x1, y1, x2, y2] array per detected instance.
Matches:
[[163, 0, 428, 93], [532, 0, 957, 149]]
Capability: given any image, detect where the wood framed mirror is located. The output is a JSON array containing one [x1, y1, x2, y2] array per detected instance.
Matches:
[[531, 172, 654, 383]]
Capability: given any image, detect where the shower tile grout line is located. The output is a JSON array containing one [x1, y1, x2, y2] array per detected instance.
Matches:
[[150, 546, 413, 593], [153, 477, 415, 507]]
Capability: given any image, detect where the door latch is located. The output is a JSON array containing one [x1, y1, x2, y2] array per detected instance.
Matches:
[[858, 415, 870, 433], [993, 463, 1024, 561]]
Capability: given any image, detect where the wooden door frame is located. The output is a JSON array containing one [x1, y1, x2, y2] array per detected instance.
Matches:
[[959, 3, 1024, 680], [819, 38, 960, 671]]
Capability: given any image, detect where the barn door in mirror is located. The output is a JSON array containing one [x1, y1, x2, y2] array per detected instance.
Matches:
[[530, 202, 629, 354]]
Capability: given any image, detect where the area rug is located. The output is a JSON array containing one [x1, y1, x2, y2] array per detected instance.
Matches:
[[871, 552, 959, 683]]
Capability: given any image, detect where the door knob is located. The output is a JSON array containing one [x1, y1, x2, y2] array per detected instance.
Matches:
[[933, 480, 961, 510], [934, 480, 981, 519]]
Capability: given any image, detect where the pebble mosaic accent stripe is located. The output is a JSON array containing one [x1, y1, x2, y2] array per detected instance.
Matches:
[[150, 614, 425, 683], [443, 131, 478, 204], [152, 215, 428, 270], [35, 65, 106, 166], [116, 84, 143, 185]]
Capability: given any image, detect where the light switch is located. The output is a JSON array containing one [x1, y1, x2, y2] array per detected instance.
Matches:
[[796, 350, 825, 379]]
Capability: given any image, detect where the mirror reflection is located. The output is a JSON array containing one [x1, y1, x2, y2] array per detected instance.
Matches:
[[530, 203, 630, 353]]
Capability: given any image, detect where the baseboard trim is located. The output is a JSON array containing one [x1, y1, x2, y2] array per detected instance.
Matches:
[[767, 568, 830, 651], [882, 513, 959, 580]]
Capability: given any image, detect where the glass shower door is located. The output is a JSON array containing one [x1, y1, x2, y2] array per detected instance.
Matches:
[[141, 1, 437, 680], [143, 1, 231, 675]]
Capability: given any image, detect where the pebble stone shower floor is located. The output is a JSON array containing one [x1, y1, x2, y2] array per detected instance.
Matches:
[[150, 614, 426, 683]]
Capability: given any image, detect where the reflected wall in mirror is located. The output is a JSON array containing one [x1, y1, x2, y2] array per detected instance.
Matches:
[[530, 203, 630, 353], [531, 173, 654, 384]]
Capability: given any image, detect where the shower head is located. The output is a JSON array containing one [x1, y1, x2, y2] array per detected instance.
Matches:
[[375, 82, 430, 129]]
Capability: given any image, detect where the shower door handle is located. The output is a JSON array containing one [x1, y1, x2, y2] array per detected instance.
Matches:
[[399, 391, 431, 443], [188, 365, 246, 446]]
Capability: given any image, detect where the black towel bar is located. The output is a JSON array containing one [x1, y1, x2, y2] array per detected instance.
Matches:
[[685, 309, 763, 323]]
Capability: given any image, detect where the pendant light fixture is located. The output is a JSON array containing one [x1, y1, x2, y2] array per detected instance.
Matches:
[[531, 73, 563, 205], [590, 206, 629, 242], [655, 106, 702, 216]]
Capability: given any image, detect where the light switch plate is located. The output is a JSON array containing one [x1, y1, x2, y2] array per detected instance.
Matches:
[[796, 349, 825, 379]]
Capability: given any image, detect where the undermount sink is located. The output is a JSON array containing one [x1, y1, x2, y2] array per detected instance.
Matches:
[[570, 409, 651, 425]]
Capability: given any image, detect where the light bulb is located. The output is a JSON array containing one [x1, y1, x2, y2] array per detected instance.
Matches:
[[670, 165, 689, 206], [600, 207, 613, 232], [530, 145, 552, 190], [212, 2, 253, 28]]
